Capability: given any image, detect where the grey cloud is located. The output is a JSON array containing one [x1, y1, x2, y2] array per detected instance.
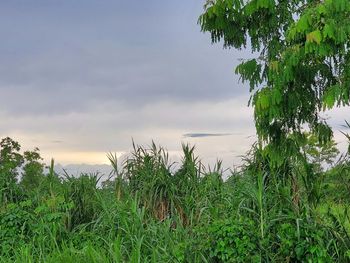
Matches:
[[183, 133, 235, 138], [0, 0, 249, 116], [0, 43, 245, 116]]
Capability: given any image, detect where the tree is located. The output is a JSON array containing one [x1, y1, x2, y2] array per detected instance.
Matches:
[[21, 148, 45, 191], [0, 137, 24, 204], [302, 132, 339, 172], [199, 0, 350, 164]]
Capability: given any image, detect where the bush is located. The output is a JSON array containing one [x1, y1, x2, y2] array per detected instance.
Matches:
[[265, 216, 346, 262], [0, 200, 34, 257], [199, 217, 261, 262]]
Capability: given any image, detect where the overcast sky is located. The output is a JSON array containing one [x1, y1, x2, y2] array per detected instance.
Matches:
[[0, 0, 349, 169]]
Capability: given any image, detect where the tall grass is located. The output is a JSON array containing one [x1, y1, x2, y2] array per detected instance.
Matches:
[[1, 140, 350, 262]]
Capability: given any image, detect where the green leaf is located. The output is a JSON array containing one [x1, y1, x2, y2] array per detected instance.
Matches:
[[317, 4, 327, 15], [296, 15, 309, 33], [323, 24, 335, 40], [306, 30, 322, 44], [257, 0, 273, 9]]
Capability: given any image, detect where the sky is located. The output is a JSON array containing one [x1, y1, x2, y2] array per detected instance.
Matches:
[[0, 0, 349, 171]]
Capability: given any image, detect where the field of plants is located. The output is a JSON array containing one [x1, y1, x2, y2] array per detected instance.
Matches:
[[1, 135, 350, 262]]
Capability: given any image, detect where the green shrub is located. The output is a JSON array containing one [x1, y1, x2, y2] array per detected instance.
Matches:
[[270, 220, 333, 262], [32, 195, 71, 249], [200, 218, 261, 262], [0, 200, 34, 257]]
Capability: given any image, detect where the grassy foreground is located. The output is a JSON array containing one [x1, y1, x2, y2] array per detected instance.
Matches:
[[1, 138, 350, 262]]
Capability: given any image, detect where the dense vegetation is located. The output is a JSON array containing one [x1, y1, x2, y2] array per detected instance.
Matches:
[[1, 135, 350, 262], [2, 0, 350, 262]]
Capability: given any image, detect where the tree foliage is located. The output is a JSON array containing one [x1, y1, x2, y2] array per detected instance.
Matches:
[[199, 0, 350, 154], [301, 132, 339, 172], [0, 137, 23, 203], [21, 148, 45, 190]]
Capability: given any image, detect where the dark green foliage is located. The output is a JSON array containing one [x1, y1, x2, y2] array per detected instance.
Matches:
[[0, 200, 34, 257], [0, 137, 24, 204], [271, 221, 331, 262], [202, 218, 261, 262], [21, 148, 45, 191]]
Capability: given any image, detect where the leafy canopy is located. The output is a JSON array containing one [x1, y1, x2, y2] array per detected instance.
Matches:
[[199, 0, 350, 153]]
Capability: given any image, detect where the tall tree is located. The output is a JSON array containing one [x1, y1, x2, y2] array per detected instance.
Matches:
[[199, 0, 350, 165]]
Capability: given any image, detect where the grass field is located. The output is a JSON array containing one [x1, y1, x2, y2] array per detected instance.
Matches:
[[1, 138, 350, 262]]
